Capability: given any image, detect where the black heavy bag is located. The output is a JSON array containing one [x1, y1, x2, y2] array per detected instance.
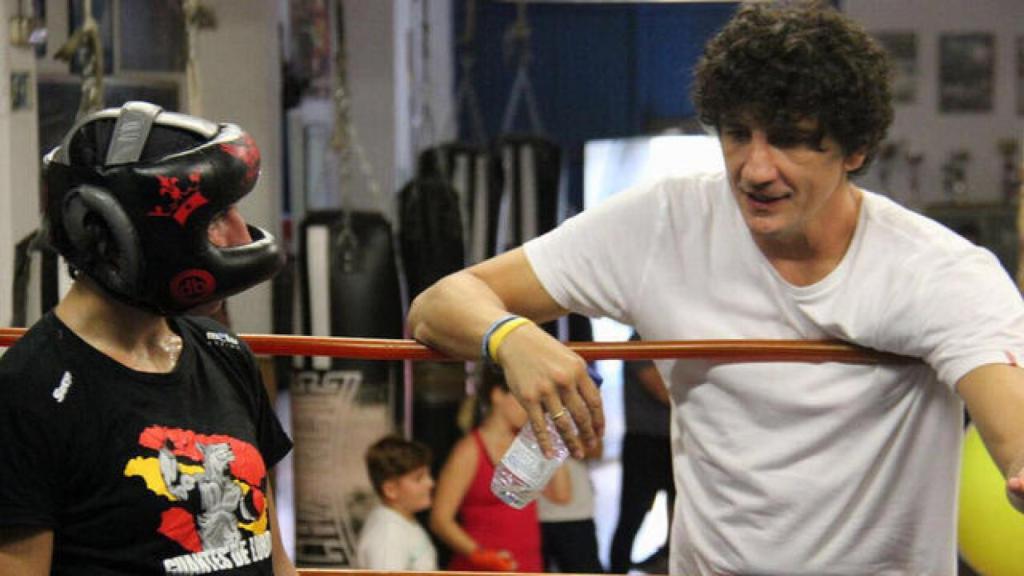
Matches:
[[490, 135, 562, 255], [400, 148, 475, 480], [417, 143, 492, 265], [12, 230, 67, 327], [293, 210, 403, 567], [398, 157, 464, 300], [270, 251, 298, 393], [299, 210, 403, 371]]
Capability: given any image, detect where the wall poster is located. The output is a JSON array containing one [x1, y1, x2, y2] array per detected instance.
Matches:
[[939, 33, 995, 113], [876, 32, 918, 104]]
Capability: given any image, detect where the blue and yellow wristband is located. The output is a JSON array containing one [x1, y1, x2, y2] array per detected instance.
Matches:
[[481, 315, 532, 363]]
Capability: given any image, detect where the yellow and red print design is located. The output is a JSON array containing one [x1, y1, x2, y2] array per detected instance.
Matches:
[[124, 425, 269, 553]]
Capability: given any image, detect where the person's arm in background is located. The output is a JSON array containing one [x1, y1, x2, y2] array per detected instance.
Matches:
[[429, 436, 484, 558], [0, 527, 52, 576], [633, 361, 670, 406], [429, 437, 517, 571], [409, 248, 604, 459], [958, 364, 1024, 511], [542, 464, 572, 504]]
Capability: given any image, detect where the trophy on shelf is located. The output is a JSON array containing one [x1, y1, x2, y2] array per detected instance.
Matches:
[[875, 139, 925, 208], [941, 149, 971, 204], [997, 138, 1020, 204]]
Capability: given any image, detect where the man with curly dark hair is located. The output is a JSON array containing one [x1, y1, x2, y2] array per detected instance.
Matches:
[[407, 2, 1024, 575], [693, 1, 893, 177]]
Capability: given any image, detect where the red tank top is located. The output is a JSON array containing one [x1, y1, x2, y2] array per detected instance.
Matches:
[[447, 429, 543, 572]]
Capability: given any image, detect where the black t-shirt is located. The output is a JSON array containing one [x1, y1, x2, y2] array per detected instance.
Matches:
[[0, 312, 292, 575]]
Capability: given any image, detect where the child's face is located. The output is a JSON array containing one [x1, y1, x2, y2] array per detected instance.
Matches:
[[385, 465, 434, 515]]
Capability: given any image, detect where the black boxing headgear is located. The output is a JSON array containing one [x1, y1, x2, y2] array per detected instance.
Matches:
[[42, 101, 284, 314]]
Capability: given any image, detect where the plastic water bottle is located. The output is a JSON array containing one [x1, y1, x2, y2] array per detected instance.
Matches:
[[491, 416, 571, 509]]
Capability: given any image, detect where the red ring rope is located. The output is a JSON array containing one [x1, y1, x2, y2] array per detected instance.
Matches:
[[0, 327, 912, 364]]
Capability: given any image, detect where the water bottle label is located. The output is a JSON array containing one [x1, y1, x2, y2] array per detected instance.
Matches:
[[502, 435, 557, 485]]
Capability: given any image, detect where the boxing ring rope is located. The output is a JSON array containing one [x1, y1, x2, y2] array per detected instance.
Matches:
[[0, 326, 911, 364], [0, 327, 918, 576], [292, 565, 602, 569]]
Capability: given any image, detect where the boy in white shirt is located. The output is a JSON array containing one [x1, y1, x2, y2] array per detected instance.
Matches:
[[356, 435, 438, 571]]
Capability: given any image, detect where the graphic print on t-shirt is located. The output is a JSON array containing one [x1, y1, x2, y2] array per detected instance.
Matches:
[[124, 425, 274, 574]]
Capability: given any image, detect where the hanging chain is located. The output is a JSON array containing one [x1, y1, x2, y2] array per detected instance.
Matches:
[[500, 0, 544, 134], [328, 0, 384, 249], [503, 0, 531, 69], [417, 0, 437, 153], [442, 0, 486, 144], [182, 0, 217, 116], [55, 0, 104, 119]]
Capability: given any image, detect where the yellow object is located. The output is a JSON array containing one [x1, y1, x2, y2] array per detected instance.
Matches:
[[958, 424, 1024, 576], [487, 317, 532, 361]]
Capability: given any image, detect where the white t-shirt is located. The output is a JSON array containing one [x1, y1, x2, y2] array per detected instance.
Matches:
[[524, 172, 1024, 576], [355, 505, 438, 571]]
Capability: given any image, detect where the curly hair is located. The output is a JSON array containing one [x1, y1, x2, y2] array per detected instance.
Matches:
[[693, 1, 893, 174]]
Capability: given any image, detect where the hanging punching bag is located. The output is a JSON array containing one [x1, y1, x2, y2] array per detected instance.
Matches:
[[488, 135, 563, 339], [491, 134, 562, 255], [293, 210, 403, 567], [399, 146, 483, 483], [11, 230, 70, 327], [416, 143, 491, 264], [399, 149, 464, 300]]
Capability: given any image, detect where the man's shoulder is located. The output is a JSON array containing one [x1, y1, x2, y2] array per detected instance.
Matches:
[[860, 191, 981, 260], [640, 171, 728, 197], [598, 172, 729, 227]]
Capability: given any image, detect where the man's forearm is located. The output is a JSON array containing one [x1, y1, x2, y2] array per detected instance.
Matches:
[[958, 363, 1024, 512], [408, 271, 511, 360]]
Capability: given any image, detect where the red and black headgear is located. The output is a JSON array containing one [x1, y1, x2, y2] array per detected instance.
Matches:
[[42, 101, 284, 314]]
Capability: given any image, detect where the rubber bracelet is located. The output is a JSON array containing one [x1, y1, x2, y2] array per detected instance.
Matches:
[[480, 315, 521, 361], [487, 317, 531, 362]]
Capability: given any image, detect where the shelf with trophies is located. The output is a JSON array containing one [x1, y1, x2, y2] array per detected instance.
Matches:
[[922, 139, 1022, 279]]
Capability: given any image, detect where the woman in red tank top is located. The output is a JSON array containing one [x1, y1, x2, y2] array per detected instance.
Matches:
[[430, 366, 570, 572]]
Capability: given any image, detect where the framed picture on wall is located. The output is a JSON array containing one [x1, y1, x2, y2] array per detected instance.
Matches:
[[939, 33, 994, 113], [875, 32, 917, 104]]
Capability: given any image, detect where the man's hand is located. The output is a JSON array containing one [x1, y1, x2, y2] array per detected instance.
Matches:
[[496, 321, 604, 459]]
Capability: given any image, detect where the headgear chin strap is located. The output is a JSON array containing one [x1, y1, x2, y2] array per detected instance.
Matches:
[[43, 101, 285, 315]]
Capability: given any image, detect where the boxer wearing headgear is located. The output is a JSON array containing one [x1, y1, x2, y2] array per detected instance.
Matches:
[[0, 102, 297, 575], [43, 100, 284, 315]]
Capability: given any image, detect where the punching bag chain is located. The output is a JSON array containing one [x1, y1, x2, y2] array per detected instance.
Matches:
[[330, 0, 384, 217], [500, 0, 544, 135], [55, 0, 104, 120]]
